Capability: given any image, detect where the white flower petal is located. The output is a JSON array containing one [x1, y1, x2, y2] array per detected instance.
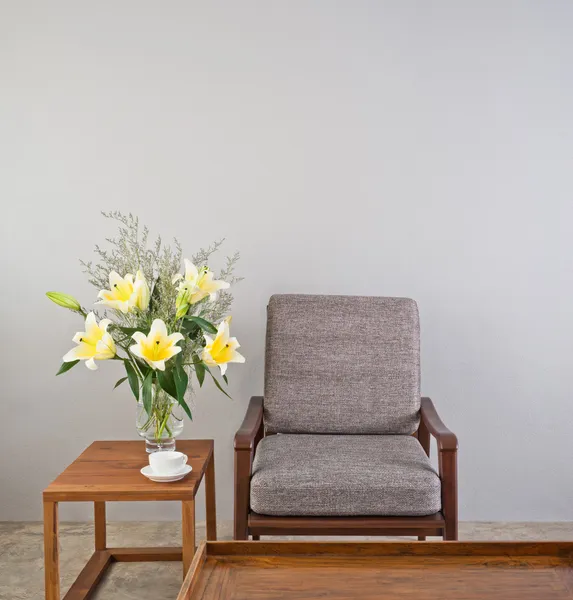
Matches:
[[150, 319, 168, 338], [64, 342, 96, 361], [189, 290, 209, 304], [96, 337, 115, 359], [96, 298, 127, 313], [201, 349, 216, 366], [231, 350, 246, 364], [63, 347, 82, 362], [184, 259, 199, 282], [167, 332, 184, 345], [130, 344, 144, 359], [85, 311, 96, 322], [85, 357, 98, 370], [72, 332, 85, 344], [98, 318, 112, 332], [217, 320, 230, 344], [219, 363, 228, 376], [131, 331, 147, 343], [227, 337, 240, 350], [207, 280, 230, 292], [108, 271, 123, 287]]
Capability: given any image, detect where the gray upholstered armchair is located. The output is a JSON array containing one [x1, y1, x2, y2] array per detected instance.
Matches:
[[234, 294, 458, 540]]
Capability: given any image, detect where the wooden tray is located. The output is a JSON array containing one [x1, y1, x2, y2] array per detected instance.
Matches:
[[177, 541, 573, 600]]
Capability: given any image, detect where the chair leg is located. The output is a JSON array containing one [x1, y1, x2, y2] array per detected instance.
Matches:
[[440, 449, 458, 541], [234, 449, 250, 540], [444, 519, 458, 541], [418, 536, 426, 541]]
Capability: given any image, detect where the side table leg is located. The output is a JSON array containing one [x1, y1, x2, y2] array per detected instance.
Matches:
[[205, 452, 217, 541], [94, 502, 106, 550], [43, 501, 60, 600], [182, 499, 195, 577]]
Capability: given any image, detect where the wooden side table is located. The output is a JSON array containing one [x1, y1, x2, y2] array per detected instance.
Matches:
[[43, 440, 216, 600]]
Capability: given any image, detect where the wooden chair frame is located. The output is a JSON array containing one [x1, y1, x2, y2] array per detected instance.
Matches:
[[234, 396, 457, 541]]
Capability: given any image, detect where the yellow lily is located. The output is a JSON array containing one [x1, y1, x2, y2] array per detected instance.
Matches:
[[96, 270, 149, 313], [201, 318, 245, 376], [130, 319, 184, 371], [173, 259, 229, 306], [62, 312, 116, 370]]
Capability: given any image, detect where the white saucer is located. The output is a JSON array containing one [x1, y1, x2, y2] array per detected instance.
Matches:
[[141, 464, 192, 482]]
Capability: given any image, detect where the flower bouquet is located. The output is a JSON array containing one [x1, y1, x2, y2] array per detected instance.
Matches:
[[47, 212, 244, 452]]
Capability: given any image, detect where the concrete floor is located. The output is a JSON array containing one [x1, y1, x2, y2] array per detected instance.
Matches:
[[3, 520, 573, 599]]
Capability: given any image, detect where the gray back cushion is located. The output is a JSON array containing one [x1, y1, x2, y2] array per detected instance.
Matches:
[[264, 294, 421, 435]]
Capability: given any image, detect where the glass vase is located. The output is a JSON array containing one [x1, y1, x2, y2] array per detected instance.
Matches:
[[135, 384, 184, 453]]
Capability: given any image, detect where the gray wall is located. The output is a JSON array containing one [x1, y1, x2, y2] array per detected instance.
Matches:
[[1, 1, 572, 522]]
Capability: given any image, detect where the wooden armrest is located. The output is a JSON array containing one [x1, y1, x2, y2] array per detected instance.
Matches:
[[420, 397, 458, 451], [234, 396, 264, 539], [234, 396, 264, 451]]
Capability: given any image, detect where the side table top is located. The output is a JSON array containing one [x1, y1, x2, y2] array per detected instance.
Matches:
[[43, 440, 214, 502]]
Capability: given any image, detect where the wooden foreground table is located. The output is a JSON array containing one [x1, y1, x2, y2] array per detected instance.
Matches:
[[43, 440, 216, 600], [178, 541, 573, 600]]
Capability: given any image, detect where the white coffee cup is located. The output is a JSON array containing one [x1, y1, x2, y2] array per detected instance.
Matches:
[[149, 451, 188, 475]]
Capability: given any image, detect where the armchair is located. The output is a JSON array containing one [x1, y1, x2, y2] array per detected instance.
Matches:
[[234, 295, 458, 540]]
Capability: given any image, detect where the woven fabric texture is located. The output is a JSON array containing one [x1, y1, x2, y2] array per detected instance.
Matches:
[[250, 434, 441, 517], [264, 294, 421, 434]]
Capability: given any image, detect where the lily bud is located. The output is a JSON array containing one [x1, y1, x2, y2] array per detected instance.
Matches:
[[134, 270, 150, 310], [175, 301, 190, 320], [46, 291, 82, 311], [175, 283, 192, 317]]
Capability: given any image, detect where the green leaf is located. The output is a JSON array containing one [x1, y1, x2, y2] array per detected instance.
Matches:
[[195, 363, 206, 387], [115, 326, 150, 336], [184, 316, 218, 335], [56, 360, 79, 376], [178, 395, 193, 421], [133, 356, 151, 374], [141, 370, 154, 415], [124, 361, 140, 401], [113, 376, 128, 389], [157, 368, 178, 401], [222, 374, 228, 385], [192, 354, 205, 387], [174, 355, 189, 402], [181, 319, 200, 338], [205, 366, 232, 399]]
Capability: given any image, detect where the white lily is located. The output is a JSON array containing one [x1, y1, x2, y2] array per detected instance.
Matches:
[[96, 270, 149, 313], [201, 317, 245, 376], [130, 319, 184, 371], [62, 312, 116, 370], [173, 259, 229, 306]]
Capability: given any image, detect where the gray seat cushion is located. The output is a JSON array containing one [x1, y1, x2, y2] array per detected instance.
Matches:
[[264, 295, 421, 435], [250, 434, 441, 517]]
